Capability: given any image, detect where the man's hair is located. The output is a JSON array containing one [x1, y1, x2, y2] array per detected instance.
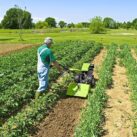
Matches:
[[44, 37, 53, 44]]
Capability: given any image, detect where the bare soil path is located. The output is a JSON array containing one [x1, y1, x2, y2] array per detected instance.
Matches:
[[102, 59, 133, 137], [131, 49, 137, 60], [0, 44, 36, 55], [32, 49, 106, 137]]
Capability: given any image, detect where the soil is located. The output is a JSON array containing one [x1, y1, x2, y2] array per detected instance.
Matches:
[[92, 49, 107, 79], [131, 49, 137, 60], [32, 49, 106, 137], [102, 59, 133, 137], [0, 44, 37, 56]]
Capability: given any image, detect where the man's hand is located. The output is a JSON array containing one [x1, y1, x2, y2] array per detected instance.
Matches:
[[52, 61, 64, 73]]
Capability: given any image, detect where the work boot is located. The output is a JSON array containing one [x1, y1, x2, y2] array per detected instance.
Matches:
[[35, 92, 42, 100]]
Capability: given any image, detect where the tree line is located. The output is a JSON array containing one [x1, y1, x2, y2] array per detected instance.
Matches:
[[0, 7, 137, 32]]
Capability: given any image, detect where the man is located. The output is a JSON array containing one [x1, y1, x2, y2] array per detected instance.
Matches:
[[35, 37, 63, 99]]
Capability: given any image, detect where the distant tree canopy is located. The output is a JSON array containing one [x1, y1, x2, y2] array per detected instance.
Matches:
[[22, 11, 32, 29], [81, 22, 90, 28], [1, 8, 137, 30], [103, 17, 118, 29], [45, 17, 56, 28], [132, 18, 137, 25], [1, 8, 33, 29], [75, 23, 83, 28], [121, 21, 130, 29], [0, 23, 2, 28], [132, 18, 137, 30], [67, 23, 75, 28], [35, 21, 48, 29], [117, 19, 136, 30], [58, 21, 67, 28], [90, 16, 105, 34], [126, 21, 132, 29]]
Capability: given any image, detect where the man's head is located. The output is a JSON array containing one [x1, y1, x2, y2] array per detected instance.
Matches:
[[44, 37, 53, 47]]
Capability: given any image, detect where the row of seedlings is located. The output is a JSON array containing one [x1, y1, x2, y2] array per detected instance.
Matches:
[[75, 44, 117, 137], [120, 45, 137, 136]]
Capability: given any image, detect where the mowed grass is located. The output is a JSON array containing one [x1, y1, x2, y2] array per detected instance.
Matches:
[[0, 28, 137, 46]]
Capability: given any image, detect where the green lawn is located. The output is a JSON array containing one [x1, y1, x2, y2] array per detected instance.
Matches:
[[0, 28, 137, 46]]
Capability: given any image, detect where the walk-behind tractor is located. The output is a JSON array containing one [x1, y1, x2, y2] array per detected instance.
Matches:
[[64, 63, 95, 98]]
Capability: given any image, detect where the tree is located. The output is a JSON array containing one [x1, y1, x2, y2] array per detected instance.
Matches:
[[45, 17, 56, 28], [22, 11, 33, 29], [67, 23, 75, 28], [58, 21, 66, 28], [90, 16, 105, 34], [103, 17, 118, 29], [75, 23, 83, 28], [2, 8, 19, 29], [117, 22, 123, 28], [126, 21, 132, 29], [133, 22, 137, 30], [31, 23, 35, 29], [81, 22, 90, 28], [122, 22, 127, 29], [132, 18, 137, 30], [132, 18, 137, 25], [103, 17, 112, 28], [35, 21, 48, 29], [0, 23, 2, 28], [1, 7, 32, 29]]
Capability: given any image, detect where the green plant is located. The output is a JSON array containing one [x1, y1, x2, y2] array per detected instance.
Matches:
[[75, 44, 116, 137]]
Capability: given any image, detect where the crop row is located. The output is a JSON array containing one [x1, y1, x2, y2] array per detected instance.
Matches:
[[75, 44, 116, 137], [0, 41, 85, 92], [0, 41, 72, 70], [0, 41, 95, 122], [120, 45, 137, 136]]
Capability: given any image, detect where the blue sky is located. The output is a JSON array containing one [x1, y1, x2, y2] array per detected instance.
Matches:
[[0, 0, 136, 23]]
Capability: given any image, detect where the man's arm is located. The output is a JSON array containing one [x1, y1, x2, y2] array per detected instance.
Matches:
[[50, 50, 63, 73], [52, 61, 63, 73]]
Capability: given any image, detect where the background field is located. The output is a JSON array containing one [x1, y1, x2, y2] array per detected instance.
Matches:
[[0, 28, 137, 45]]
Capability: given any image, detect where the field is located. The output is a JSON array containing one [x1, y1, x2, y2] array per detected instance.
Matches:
[[0, 28, 137, 46], [1, 29, 137, 137]]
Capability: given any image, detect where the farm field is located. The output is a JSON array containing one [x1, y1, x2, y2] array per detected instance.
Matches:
[[1, 40, 137, 137], [1, 0, 137, 136], [0, 29, 137, 46]]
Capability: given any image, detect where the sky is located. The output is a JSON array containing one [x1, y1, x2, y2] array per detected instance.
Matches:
[[0, 0, 137, 23]]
